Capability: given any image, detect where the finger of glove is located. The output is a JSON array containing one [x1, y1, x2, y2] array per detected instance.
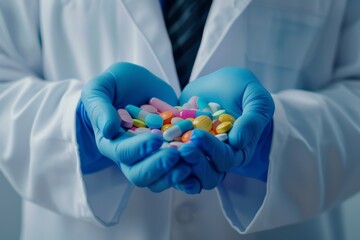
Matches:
[[95, 132, 163, 165], [228, 113, 260, 147], [189, 129, 238, 172], [230, 81, 274, 149], [228, 112, 271, 167], [174, 177, 202, 194], [147, 163, 192, 193], [120, 148, 180, 188], [106, 62, 178, 107], [179, 144, 224, 189], [81, 72, 120, 139]]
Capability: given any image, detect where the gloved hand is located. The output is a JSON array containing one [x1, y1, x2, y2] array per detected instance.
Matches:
[[77, 62, 191, 192], [178, 67, 274, 193]]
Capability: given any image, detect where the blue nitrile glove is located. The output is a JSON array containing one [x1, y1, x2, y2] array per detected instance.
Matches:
[[178, 67, 274, 192], [77, 62, 191, 192]]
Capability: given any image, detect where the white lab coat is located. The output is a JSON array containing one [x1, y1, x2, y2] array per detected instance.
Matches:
[[0, 0, 360, 239]]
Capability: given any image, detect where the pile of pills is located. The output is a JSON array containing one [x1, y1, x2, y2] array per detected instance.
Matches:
[[117, 96, 236, 149]]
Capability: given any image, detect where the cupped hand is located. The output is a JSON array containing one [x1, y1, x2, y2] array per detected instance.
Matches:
[[177, 67, 274, 193], [77, 62, 190, 192]]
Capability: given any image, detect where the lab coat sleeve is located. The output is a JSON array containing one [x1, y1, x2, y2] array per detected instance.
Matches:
[[216, 2, 360, 234], [0, 0, 133, 226]]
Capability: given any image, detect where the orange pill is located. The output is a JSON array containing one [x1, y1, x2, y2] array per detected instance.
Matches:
[[159, 111, 174, 124], [181, 130, 193, 143], [210, 130, 216, 135]]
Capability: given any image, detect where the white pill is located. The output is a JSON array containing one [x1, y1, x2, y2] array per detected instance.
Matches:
[[188, 96, 198, 108], [126, 129, 138, 137], [208, 102, 222, 113], [168, 141, 185, 149], [163, 120, 193, 142], [171, 117, 184, 125], [215, 133, 228, 142], [182, 102, 193, 110], [135, 127, 151, 134]]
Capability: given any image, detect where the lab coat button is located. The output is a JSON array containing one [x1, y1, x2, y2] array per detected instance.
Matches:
[[175, 202, 197, 223]]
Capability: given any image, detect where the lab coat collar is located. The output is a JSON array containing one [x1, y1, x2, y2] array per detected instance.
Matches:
[[120, 0, 181, 95], [190, 0, 253, 81], [120, 0, 253, 93]]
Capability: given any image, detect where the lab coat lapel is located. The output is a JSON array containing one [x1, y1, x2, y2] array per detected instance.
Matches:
[[120, 0, 181, 95], [190, 0, 253, 81]]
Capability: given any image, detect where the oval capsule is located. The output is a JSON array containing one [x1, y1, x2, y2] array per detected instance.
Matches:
[[180, 109, 212, 119], [163, 120, 193, 141], [159, 111, 174, 124], [208, 102, 222, 113], [181, 130, 193, 143], [145, 113, 164, 129], [216, 121, 232, 134], [171, 117, 183, 125], [161, 123, 173, 132], [149, 97, 180, 117], [140, 104, 158, 114], [133, 119, 146, 128], [215, 133, 228, 141], [212, 110, 226, 120], [193, 115, 212, 131], [118, 109, 133, 128], [219, 114, 236, 124], [196, 97, 212, 113]]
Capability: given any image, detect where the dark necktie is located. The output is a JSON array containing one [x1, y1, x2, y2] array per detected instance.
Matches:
[[163, 0, 212, 89]]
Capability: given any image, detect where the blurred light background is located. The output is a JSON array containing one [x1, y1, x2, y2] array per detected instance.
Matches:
[[0, 171, 360, 240]]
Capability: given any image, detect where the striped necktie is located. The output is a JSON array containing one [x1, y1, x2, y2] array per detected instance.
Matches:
[[163, 0, 212, 89]]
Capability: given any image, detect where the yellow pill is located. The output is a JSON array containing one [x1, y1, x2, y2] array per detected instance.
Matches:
[[133, 119, 146, 128], [193, 115, 212, 131], [161, 123, 173, 132], [216, 121, 233, 134], [219, 114, 236, 124]]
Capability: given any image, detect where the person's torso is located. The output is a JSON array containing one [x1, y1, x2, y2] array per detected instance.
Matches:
[[24, 0, 348, 239]]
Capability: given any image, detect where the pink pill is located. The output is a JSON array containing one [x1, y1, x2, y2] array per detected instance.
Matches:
[[212, 119, 221, 131], [149, 97, 180, 117], [179, 110, 212, 119], [130, 126, 137, 131], [188, 96, 198, 109], [140, 104, 158, 114], [118, 109, 133, 128], [180, 109, 196, 119]]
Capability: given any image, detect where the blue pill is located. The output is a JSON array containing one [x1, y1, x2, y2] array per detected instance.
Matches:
[[145, 114, 164, 129]]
